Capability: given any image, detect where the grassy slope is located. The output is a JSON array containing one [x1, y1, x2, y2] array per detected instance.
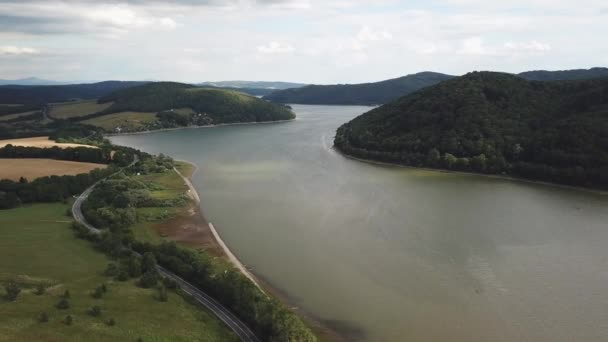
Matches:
[[0, 203, 237, 342], [0, 111, 38, 122], [82, 112, 157, 131], [49, 101, 114, 120], [132, 162, 196, 245]]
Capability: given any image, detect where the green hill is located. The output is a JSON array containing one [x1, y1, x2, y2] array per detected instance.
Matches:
[[93, 82, 294, 129], [263, 72, 455, 105], [334, 72, 608, 189], [518, 67, 608, 81]]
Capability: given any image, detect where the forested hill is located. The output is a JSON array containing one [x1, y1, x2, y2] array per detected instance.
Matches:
[[263, 72, 455, 105], [0, 81, 148, 104], [334, 72, 608, 189], [518, 67, 608, 81], [98, 82, 295, 123]]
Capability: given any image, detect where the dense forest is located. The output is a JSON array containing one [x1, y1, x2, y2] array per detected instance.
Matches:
[[519, 67, 608, 81], [335, 72, 608, 189], [264, 72, 454, 105], [0, 81, 147, 105]]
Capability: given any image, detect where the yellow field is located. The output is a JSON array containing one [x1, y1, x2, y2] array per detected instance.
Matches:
[[0, 111, 38, 122], [0, 136, 98, 149], [83, 112, 157, 131], [49, 100, 114, 119], [0, 159, 107, 181]]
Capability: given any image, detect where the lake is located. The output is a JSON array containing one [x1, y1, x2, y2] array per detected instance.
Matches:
[[111, 104, 608, 342]]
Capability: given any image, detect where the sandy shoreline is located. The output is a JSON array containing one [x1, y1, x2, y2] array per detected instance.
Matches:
[[105, 118, 295, 137], [334, 147, 608, 195], [173, 162, 264, 292]]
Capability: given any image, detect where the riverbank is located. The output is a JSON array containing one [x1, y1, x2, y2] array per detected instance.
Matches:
[[172, 162, 263, 291], [105, 118, 295, 137], [171, 160, 344, 342], [334, 146, 608, 195]]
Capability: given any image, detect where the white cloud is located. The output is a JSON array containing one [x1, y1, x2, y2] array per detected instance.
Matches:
[[504, 40, 551, 53], [457, 37, 551, 56], [257, 41, 295, 54], [0, 46, 40, 55], [356, 26, 392, 41]]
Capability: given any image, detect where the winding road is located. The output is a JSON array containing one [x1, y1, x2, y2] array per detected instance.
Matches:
[[71, 158, 261, 342]]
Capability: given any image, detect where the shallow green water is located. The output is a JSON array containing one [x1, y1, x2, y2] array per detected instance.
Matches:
[[111, 105, 608, 342]]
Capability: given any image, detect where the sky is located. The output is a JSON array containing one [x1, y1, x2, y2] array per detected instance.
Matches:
[[0, 0, 606, 84]]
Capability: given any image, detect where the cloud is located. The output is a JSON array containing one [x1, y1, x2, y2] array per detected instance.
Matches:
[[356, 26, 392, 41], [457, 37, 551, 56], [0, 45, 40, 55], [257, 41, 295, 54], [0, 2, 178, 36]]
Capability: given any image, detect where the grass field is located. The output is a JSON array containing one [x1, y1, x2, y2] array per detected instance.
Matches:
[[49, 101, 114, 120], [0, 136, 98, 149], [0, 203, 237, 342], [0, 159, 107, 181], [82, 112, 157, 131], [0, 111, 38, 122]]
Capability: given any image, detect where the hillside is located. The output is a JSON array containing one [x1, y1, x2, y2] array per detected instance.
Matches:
[[334, 72, 608, 189], [263, 72, 455, 105], [518, 67, 608, 81], [0, 81, 148, 105], [91, 82, 294, 130], [198, 80, 307, 89]]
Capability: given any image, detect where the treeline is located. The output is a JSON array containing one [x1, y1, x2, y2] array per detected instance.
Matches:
[[0, 144, 141, 209], [96, 82, 295, 125], [0, 168, 113, 209], [0, 144, 112, 164], [80, 155, 316, 342], [335, 72, 608, 189]]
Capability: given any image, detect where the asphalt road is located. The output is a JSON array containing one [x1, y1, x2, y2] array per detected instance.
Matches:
[[71, 157, 260, 342]]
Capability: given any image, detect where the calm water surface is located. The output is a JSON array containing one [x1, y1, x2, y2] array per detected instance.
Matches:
[[112, 105, 608, 342]]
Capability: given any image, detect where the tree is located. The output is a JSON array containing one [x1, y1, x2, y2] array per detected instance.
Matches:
[[56, 298, 70, 310], [62, 289, 70, 299], [38, 312, 49, 323], [142, 252, 157, 273], [4, 282, 21, 301], [158, 284, 168, 302], [35, 284, 45, 295], [88, 306, 102, 317], [92, 286, 104, 299], [138, 270, 159, 288], [64, 315, 73, 325]]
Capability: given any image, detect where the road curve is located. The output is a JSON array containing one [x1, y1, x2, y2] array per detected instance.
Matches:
[[71, 158, 261, 342]]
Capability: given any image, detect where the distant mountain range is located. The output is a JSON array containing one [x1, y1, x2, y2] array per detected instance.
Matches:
[[263, 72, 454, 105], [264, 67, 608, 105], [0, 81, 149, 104], [0, 77, 73, 86], [197, 81, 308, 90]]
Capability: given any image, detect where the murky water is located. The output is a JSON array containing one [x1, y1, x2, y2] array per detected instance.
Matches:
[[112, 105, 608, 342]]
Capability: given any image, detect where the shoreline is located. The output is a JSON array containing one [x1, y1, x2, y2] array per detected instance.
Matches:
[[173, 159, 343, 341], [173, 161, 264, 292], [334, 146, 608, 196], [105, 118, 295, 137]]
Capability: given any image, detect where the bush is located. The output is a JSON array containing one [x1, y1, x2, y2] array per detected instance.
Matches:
[[138, 270, 159, 288], [62, 290, 70, 299], [56, 298, 70, 310], [158, 284, 168, 302], [35, 284, 45, 295], [88, 305, 102, 317], [64, 315, 73, 325], [37, 312, 49, 323], [106, 318, 116, 326], [91, 286, 104, 299], [4, 282, 21, 301]]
